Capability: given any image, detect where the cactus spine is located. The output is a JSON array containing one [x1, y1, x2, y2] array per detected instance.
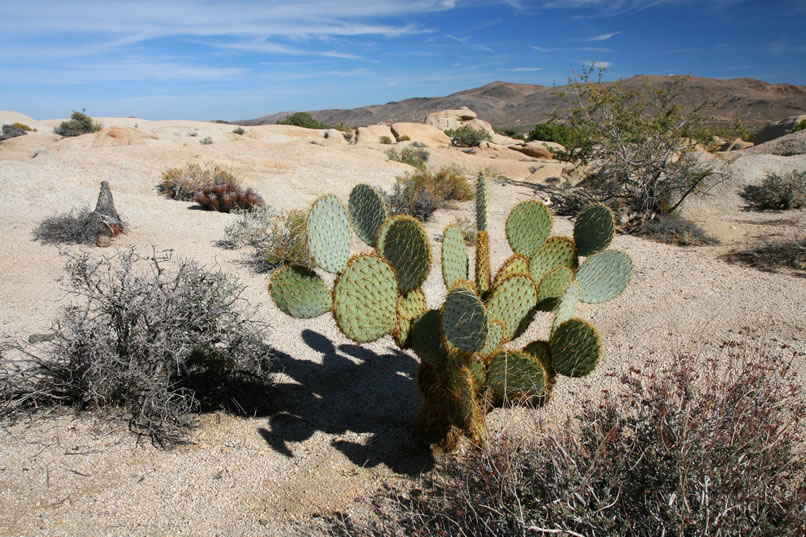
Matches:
[[268, 175, 633, 449]]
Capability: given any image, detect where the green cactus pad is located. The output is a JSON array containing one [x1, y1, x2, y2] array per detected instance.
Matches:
[[394, 289, 428, 348], [550, 318, 601, 377], [485, 273, 538, 342], [524, 340, 553, 373], [470, 361, 486, 389], [530, 237, 578, 282], [410, 310, 446, 368], [537, 266, 574, 311], [348, 184, 388, 248], [576, 250, 633, 304], [307, 194, 352, 273], [442, 287, 489, 353], [269, 265, 332, 319], [493, 254, 530, 287], [574, 204, 615, 257], [475, 231, 492, 296], [487, 350, 550, 404], [552, 281, 579, 333], [332, 254, 398, 343], [505, 200, 552, 257], [442, 225, 469, 290], [453, 366, 484, 440], [377, 215, 431, 294], [476, 171, 488, 232], [480, 319, 505, 358]]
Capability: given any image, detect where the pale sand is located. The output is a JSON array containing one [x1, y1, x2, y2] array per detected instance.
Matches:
[[1, 112, 804, 536]]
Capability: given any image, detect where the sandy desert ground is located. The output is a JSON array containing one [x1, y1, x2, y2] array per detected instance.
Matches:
[[0, 111, 804, 536]]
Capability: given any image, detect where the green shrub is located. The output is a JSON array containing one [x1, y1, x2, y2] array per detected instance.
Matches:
[[277, 112, 328, 129], [379, 135, 393, 144], [386, 146, 429, 169], [232, 126, 245, 135], [199, 136, 213, 145], [444, 126, 492, 147], [792, 119, 806, 133], [335, 340, 806, 536], [741, 170, 806, 211], [0, 248, 273, 446], [54, 110, 102, 137], [399, 135, 411, 141], [193, 184, 265, 213], [386, 167, 473, 221], [497, 127, 525, 140], [157, 163, 240, 201], [527, 122, 578, 147]]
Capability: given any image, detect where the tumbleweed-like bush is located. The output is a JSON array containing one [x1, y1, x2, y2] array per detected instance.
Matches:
[[193, 183, 265, 213], [157, 163, 240, 201]]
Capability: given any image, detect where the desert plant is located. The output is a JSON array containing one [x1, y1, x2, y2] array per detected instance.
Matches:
[[642, 214, 718, 246], [193, 183, 265, 213], [386, 166, 472, 221], [157, 163, 240, 201], [34, 181, 125, 244], [726, 235, 806, 273], [341, 337, 805, 536], [792, 119, 806, 133], [1, 124, 28, 141], [220, 206, 311, 271], [232, 126, 245, 135], [0, 248, 273, 446], [268, 173, 633, 449], [277, 112, 328, 129], [398, 135, 411, 141], [54, 110, 102, 137], [444, 126, 492, 147], [199, 136, 213, 145], [741, 170, 806, 211], [551, 66, 722, 229], [379, 135, 393, 145], [11, 122, 32, 131], [386, 146, 429, 169], [527, 122, 578, 147]]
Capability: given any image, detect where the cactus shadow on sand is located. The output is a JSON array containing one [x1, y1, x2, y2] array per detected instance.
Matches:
[[258, 329, 434, 475]]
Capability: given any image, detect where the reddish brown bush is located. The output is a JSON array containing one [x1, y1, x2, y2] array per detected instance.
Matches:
[[193, 184, 265, 213]]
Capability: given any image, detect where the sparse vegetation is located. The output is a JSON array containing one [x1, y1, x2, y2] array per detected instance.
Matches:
[[11, 122, 32, 131], [386, 166, 473, 221], [741, 170, 806, 211], [0, 248, 274, 447], [792, 119, 806, 133], [193, 183, 265, 213], [157, 163, 240, 201], [726, 236, 806, 273], [386, 146, 429, 169], [444, 126, 492, 147], [199, 136, 213, 145], [398, 135, 411, 141], [33, 206, 124, 245], [232, 126, 245, 135], [277, 112, 328, 129], [527, 122, 578, 147], [54, 110, 102, 137], [220, 206, 310, 271], [642, 214, 719, 246], [379, 135, 393, 145], [328, 338, 806, 536]]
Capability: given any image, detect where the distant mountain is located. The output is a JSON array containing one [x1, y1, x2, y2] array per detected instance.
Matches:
[[235, 76, 806, 132]]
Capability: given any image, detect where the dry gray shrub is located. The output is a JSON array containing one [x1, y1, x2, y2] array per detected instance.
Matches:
[[1, 248, 274, 446], [33, 206, 125, 244]]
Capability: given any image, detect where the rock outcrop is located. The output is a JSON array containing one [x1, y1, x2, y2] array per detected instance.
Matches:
[[355, 124, 395, 144], [509, 140, 565, 159], [390, 123, 451, 147], [754, 114, 806, 144], [425, 107, 495, 135]]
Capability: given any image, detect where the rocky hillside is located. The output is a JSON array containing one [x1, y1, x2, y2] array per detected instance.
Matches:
[[236, 76, 806, 132]]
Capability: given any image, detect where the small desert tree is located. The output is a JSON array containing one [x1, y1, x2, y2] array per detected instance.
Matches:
[[555, 66, 720, 229]]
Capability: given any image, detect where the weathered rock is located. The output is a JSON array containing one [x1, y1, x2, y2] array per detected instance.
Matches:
[[0, 124, 27, 141], [355, 124, 395, 144], [722, 138, 754, 151], [754, 114, 806, 144], [323, 129, 347, 145], [424, 107, 495, 135], [94, 181, 123, 237], [390, 123, 451, 147], [509, 140, 564, 159], [91, 127, 158, 148]]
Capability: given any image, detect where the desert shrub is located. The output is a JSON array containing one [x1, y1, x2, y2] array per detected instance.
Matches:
[[551, 67, 721, 229], [497, 127, 526, 140], [199, 136, 213, 145], [157, 163, 240, 201], [187, 130, 198, 137], [11, 122, 32, 131], [336, 338, 806, 536], [220, 206, 310, 271], [1, 124, 28, 141], [193, 183, 265, 213], [386, 146, 429, 169], [726, 236, 806, 273], [527, 122, 578, 147], [379, 135, 393, 145], [741, 170, 806, 211], [398, 135, 411, 141], [642, 214, 718, 246], [232, 126, 245, 135], [0, 248, 273, 446], [386, 167, 473, 221], [444, 126, 492, 147], [34, 206, 125, 244], [54, 110, 102, 137], [792, 119, 806, 133], [277, 112, 328, 129]]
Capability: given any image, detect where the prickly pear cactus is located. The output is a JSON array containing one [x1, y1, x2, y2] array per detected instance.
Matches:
[[268, 173, 633, 449]]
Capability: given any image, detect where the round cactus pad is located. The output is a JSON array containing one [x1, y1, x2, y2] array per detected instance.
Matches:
[[349, 184, 388, 248], [487, 350, 550, 404], [485, 274, 538, 342], [552, 281, 579, 333], [394, 289, 427, 348], [524, 340, 552, 373], [442, 225, 469, 290], [530, 237, 578, 282], [574, 204, 615, 257], [537, 266, 573, 311], [576, 250, 633, 304], [378, 215, 431, 294], [410, 310, 446, 368], [333, 255, 398, 343], [269, 265, 332, 319], [480, 319, 505, 358], [493, 254, 530, 287], [307, 194, 352, 273], [506, 200, 552, 257], [442, 287, 489, 353], [550, 318, 601, 377]]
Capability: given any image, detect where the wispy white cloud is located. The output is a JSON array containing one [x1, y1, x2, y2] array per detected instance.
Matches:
[[532, 46, 561, 52], [583, 60, 613, 69], [585, 31, 621, 41], [447, 34, 494, 52], [508, 67, 544, 71], [542, 0, 749, 17]]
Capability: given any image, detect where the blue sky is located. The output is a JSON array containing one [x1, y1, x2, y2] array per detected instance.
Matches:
[[2, 0, 805, 121]]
